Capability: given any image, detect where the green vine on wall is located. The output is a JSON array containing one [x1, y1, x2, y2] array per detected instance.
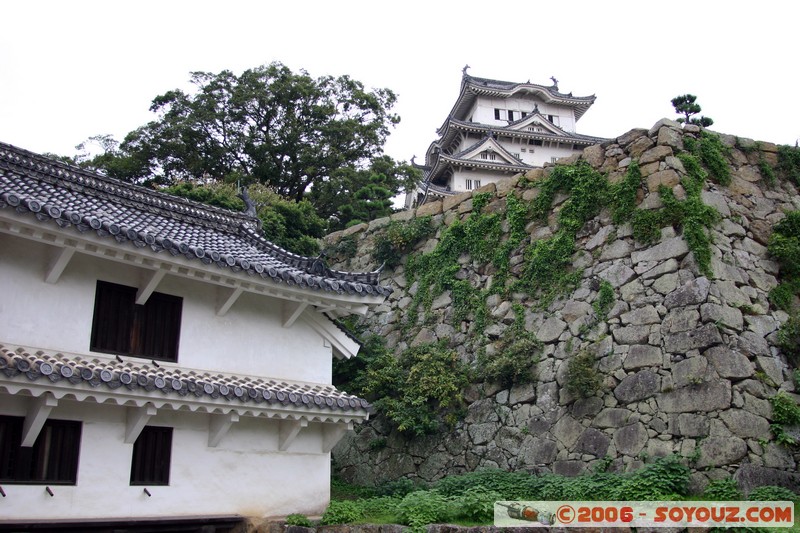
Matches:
[[476, 303, 542, 387], [769, 391, 800, 447], [768, 210, 800, 365]]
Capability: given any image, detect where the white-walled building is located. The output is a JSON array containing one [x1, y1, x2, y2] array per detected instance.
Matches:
[[407, 67, 606, 207], [0, 142, 390, 531]]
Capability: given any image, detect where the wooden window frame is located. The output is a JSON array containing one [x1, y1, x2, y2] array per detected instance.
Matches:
[[90, 280, 183, 362], [0, 416, 82, 485], [130, 426, 173, 486]]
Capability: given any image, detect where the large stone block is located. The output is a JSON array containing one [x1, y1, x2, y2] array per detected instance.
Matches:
[[720, 409, 770, 439], [620, 305, 660, 326], [614, 422, 648, 456], [553, 415, 584, 449], [416, 200, 443, 217], [735, 465, 800, 494], [572, 396, 604, 419], [553, 460, 585, 477], [519, 437, 558, 466], [468, 422, 497, 445], [705, 345, 753, 379], [537, 316, 567, 343], [623, 344, 662, 369], [663, 323, 722, 353], [657, 125, 684, 150], [593, 408, 634, 428], [657, 379, 731, 412], [671, 356, 710, 388], [631, 237, 689, 265], [695, 436, 747, 468], [614, 370, 660, 404], [646, 169, 681, 191], [664, 276, 710, 309], [639, 145, 674, 165], [599, 263, 636, 288], [669, 413, 710, 437], [700, 303, 743, 331], [574, 427, 610, 457], [612, 325, 651, 345], [599, 239, 632, 261]]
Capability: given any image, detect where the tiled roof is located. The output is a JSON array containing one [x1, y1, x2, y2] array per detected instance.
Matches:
[[0, 344, 369, 413], [0, 142, 390, 298], [464, 74, 596, 102]]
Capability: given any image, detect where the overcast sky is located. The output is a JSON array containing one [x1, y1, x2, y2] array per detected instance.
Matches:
[[2, 0, 798, 168]]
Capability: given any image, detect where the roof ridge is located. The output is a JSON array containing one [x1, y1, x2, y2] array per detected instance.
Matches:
[[0, 141, 259, 231]]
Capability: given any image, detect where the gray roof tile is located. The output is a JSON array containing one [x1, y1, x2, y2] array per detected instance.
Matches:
[[0, 142, 390, 297], [0, 344, 369, 412]]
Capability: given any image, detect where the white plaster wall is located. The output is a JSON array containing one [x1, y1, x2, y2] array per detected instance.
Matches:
[[471, 96, 577, 132], [0, 233, 332, 383], [452, 171, 509, 191], [0, 398, 333, 520]]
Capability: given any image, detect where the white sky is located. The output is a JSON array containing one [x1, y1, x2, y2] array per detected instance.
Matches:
[[2, 0, 799, 168]]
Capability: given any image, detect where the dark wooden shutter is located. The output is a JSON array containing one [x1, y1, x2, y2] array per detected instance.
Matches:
[[130, 426, 172, 485], [0, 416, 22, 482], [134, 292, 182, 362], [90, 281, 136, 354], [0, 416, 81, 484]]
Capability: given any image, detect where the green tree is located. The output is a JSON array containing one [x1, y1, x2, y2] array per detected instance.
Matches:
[[162, 182, 326, 256], [78, 62, 409, 201], [671, 94, 714, 127], [310, 155, 421, 229]]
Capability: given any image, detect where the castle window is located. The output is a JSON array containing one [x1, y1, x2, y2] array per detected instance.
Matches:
[[507, 110, 515, 121], [91, 280, 183, 362], [494, 109, 501, 120], [0, 416, 82, 485], [465, 179, 473, 190], [130, 426, 173, 486]]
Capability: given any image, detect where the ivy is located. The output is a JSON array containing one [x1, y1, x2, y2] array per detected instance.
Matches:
[[518, 161, 608, 305], [628, 150, 720, 277], [609, 161, 643, 224], [362, 342, 470, 436], [593, 280, 615, 322], [777, 144, 800, 185], [769, 392, 800, 447], [372, 216, 434, 268], [404, 192, 524, 332], [768, 210, 800, 364], [565, 350, 603, 398], [476, 303, 541, 387]]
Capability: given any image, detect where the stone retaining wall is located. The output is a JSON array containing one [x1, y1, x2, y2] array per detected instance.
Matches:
[[324, 119, 800, 493]]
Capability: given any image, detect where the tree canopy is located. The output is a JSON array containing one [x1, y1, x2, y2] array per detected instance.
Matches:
[[74, 62, 422, 250], [671, 94, 714, 127]]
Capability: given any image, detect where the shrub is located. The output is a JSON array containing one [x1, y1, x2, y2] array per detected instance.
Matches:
[[456, 486, 502, 522], [476, 304, 541, 387], [363, 342, 470, 435], [284, 514, 313, 527], [320, 500, 364, 525], [614, 455, 691, 500], [434, 469, 543, 500], [396, 490, 452, 531], [748, 485, 799, 502], [703, 478, 742, 500]]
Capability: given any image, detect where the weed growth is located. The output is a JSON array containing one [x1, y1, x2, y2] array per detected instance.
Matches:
[[778, 144, 800, 185], [565, 350, 603, 398]]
